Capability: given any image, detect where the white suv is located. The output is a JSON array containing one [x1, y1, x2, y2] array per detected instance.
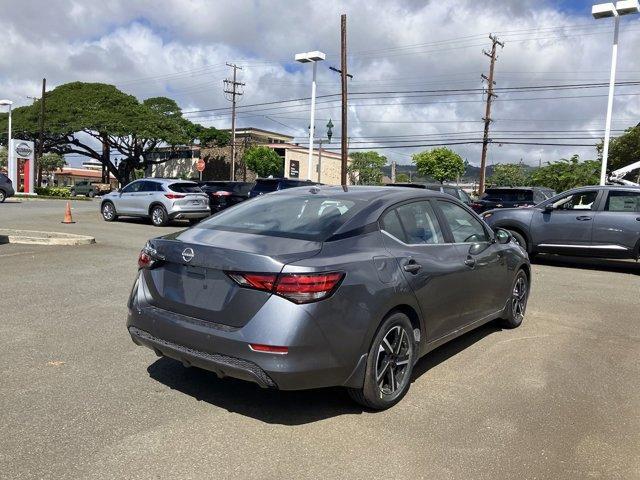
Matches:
[[100, 179, 210, 226]]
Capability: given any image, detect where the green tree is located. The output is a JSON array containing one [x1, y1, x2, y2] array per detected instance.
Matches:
[[395, 172, 410, 183], [488, 163, 528, 187], [529, 155, 600, 192], [597, 125, 640, 174], [347, 151, 387, 185], [0, 82, 227, 185], [243, 146, 283, 178], [0, 147, 6, 170], [40, 152, 66, 178], [412, 147, 465, 183]]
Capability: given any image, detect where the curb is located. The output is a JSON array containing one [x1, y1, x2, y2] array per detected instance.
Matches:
[[0, 229, 96, 246]]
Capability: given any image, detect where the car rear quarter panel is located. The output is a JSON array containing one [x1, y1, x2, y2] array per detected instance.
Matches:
[[282, 230, 420, 376]]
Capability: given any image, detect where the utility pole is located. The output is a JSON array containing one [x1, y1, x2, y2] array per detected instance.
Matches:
[[391, 160, 396, 183], [479, 34, 503, 195], [36, 78, 46, 187], [224, 64, 244, 181], [340, 14, 348, 186]]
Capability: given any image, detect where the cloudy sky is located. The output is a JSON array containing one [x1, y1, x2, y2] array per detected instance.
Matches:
[[1, 0, 639, 168]]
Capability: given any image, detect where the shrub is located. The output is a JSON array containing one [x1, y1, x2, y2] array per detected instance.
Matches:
[[35, 186, 72, 197]]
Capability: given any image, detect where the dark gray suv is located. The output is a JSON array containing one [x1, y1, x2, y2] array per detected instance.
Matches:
[[482, 185, 640, 259], [0, 172, 15, 202], [127, 186, 530, 409]]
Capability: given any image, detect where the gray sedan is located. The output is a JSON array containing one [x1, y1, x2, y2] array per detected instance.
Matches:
[[127, 186, 530, 409]]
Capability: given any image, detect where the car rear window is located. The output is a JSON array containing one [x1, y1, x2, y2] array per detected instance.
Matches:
[[169, 183, 202, 193], [482, 189, 533, 202], [198, 194, 363, 241], [252, 180, 279, 193]]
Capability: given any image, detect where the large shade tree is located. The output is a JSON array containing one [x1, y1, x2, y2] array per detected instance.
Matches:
[[347, 151, 387, 185], [413, 147, 465, 183], [0, 82, 228, 185]]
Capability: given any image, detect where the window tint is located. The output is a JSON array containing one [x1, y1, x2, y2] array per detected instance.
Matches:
[[121, 181, 143, 193], [459, 189, 472, 203], [605, 190, 640, 212], [482, 189, 534, 202], [552, 190, 598, 210], [169, 182, 202, 193], [380, 210, 407, 243], [199, 194, 362, 241], [438, 201, 489, 243], [393, 201, 443, 245], [145, 181, 163, 192], [252, 180, 279, 193], [443, 187, 458, 198]]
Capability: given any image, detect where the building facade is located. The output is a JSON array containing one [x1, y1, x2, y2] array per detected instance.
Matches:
[[149, 127, 352, 185]]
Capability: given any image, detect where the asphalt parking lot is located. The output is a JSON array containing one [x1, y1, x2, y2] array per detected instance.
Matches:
[[1, 199, 639, 480]]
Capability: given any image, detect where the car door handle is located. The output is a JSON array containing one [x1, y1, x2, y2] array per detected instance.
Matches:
[[402, 260, 422, 273], [464, 256, 476, 268], [576, 216, 592, 221], [636, 217, 640, 222]]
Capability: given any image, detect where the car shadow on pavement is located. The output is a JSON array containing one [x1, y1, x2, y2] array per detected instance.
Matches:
[[146, 322, 501, 425], [533, 254, 640, 275]]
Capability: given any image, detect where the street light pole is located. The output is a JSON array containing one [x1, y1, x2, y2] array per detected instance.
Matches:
[[600, 9, 619, 186], [0, 99, 13, 185], [295, 50, 326, 181], [592, 0, 640, 185]]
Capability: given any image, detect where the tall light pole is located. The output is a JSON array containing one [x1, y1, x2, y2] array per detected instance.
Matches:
[[0, 99, 14, 184], [295, 51, 326, 180], [592, 0, 640, 185]]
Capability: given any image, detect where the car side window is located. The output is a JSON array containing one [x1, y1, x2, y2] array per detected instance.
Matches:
[[437, 200, 489, 243], [121, 181, 141, 193], [146, 182, 162, 192], [552, 190, 599, 211], [605, 191, 640, 212], [381, 209, 408, 243], [459, 189, 472, 203], [382, 201, 444, 245], [443, 187, 458, 198]]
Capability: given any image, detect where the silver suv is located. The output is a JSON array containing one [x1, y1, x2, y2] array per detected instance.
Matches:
[[100, 178, 210, 226]]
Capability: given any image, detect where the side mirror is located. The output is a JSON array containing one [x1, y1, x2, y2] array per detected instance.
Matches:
[[543, 204, 554, 213], [494, 228, 511, 245]]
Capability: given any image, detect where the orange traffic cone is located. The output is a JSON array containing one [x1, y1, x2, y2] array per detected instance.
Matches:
[[61, 201, 75, 224]]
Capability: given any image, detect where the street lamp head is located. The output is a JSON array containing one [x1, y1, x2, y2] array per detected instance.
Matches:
[[294, 51, 326, 63], [616, 0, 640, 15], [0, 99, 13, 106], [592, 2, 617, 17]]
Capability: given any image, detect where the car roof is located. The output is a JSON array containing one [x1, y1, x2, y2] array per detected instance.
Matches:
[[136, 178, 198, 185]]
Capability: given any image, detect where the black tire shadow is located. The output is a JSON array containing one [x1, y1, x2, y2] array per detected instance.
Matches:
[[112, 217, 191, 228], [533, 254, 640, 275], [146, 322, 502, 425]]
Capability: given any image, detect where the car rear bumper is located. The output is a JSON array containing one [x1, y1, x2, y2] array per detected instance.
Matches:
[[127, 274, 367, 390], [168, 209, 210, 220]]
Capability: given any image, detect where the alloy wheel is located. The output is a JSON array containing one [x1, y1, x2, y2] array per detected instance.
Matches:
[[375, 325, 412, 396], [152, 207, 165, 225], [512, 276, 528, 322], [102, 203, 115, 220]]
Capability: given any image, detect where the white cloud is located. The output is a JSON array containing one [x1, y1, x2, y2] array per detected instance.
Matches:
[[0, 0, 638, 168]]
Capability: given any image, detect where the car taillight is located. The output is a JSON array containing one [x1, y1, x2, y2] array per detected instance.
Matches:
[[470, 202, 483, 211], [249, 344, 288, 354], [138, 242, 163, 269], [165, 193, 186, 199], [213, 191, 232, 196], [227, 271, 345, 304]]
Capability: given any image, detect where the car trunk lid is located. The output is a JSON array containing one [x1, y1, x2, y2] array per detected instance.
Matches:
[[143, 229, 322, 327]]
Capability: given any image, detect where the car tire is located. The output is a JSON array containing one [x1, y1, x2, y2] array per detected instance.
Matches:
[[101, 201, 117, 222], [150, 205, 169, 227], [508, 230, 527, 251], [500, 269, 529, 329], [88, 190, 95, 198], [347, 312, 416, 410], [0, 190, 5, 203]]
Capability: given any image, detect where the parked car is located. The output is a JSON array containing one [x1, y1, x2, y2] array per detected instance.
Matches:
[[199, 181, 254, 212], [387, 182, 473, 206], [248, 178, 321, 198], [470, 187, 555, 213], [70, 180, 112, 198], [127, 185, 530, 409], [100, 178, 210, 227], [482, 185, 640, 259], [0, 172, 15, 203]]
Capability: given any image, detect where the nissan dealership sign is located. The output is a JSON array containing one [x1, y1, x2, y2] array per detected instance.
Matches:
[[15, 142, 33, 158]]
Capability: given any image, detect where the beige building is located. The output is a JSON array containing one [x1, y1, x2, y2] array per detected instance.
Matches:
[[150, 127, 352, 185]]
